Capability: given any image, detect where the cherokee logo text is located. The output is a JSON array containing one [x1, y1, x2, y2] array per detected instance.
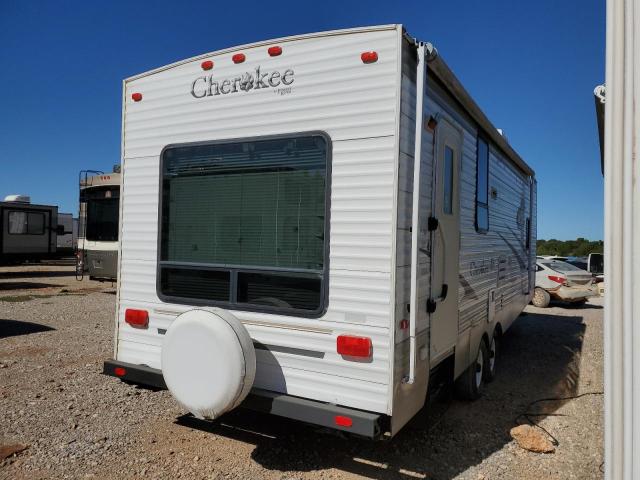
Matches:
[[191, 66, 294, 98]]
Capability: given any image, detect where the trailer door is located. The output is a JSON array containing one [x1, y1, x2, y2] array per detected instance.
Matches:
[[430, 118, 462, 361]]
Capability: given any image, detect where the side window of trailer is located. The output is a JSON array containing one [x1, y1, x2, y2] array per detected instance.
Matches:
[[158, 134, 330, 317], [8, 211, 45, 235], [476, 137, 489, 233]]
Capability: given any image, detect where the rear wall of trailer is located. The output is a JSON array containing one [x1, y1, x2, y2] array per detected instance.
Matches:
[[117, 26, 404, 415]]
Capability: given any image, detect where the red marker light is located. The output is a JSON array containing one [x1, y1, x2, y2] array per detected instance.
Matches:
[[268, 46, 282, 57], [399, 319, 409, 330], [201, 60, 214, 70], [114, 367, 126, 377], [361, 51, 378, 64], [232, 53, 246, 64], [335, 415, 353, 427], [548, 275, 566, 285], [125, 309, 149, 329], [337, 335, 372, 358], [131, 92, 143, 102]]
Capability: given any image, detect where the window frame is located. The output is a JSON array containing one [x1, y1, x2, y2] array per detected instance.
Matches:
[[155, 131, 332, 318], [475, 135, 490, 233], [7, 210, 47, 236]]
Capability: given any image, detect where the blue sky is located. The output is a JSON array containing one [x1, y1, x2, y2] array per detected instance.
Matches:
[[0, 0, 604, 240]]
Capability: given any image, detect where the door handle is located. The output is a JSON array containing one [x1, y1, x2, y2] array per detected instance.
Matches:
[[427, 283, 448, 313], [427, 219, 448, 315]]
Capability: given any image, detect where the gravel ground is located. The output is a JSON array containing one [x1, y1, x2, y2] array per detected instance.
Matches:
[[0, 265, 604, 479]]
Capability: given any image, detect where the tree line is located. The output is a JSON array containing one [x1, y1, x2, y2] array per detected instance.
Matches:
[[537, 238, 604, 257]]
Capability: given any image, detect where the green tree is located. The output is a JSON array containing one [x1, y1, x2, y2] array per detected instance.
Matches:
[[536, 238, 604, 256]]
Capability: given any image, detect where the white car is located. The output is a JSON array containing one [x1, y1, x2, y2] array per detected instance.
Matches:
[[532, 258, 596, 308]]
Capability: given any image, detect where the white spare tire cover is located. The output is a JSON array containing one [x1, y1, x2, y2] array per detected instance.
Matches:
[[161, 309, 256, 420]]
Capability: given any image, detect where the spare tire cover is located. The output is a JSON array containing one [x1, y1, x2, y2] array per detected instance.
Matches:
[[161, 309, 256, 420]]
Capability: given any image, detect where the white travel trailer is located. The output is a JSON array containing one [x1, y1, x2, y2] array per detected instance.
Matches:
[[104, 25, 537, 438], [0, 195, 62, 264], [77, 169, 121, 280]]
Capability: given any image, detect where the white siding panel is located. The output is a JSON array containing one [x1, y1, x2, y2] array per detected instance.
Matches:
[[253, 363, 388, 412], [426, 84, 532, 335], [116, 297, 393, 412], [124, 29, 400, 159], [117, 27, 401, 415]]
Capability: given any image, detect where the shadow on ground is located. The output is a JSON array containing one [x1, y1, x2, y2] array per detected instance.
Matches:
[[174, 311, 586, 479], [36, 258, 76, 266], [0, 319, 55, 339], [0, 281, 61, 291], [550, 300, 603, 310], [0, 270, 75, 280]]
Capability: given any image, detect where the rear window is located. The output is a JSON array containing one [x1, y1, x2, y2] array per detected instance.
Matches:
[[86, 197, 119, 242], [158, 133, 330, 316], [541, 260, 583, 272], [567, 260, 588, 271], [81, 186, 120, 242]]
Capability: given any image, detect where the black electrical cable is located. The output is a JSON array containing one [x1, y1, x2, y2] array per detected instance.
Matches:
[[514, 391, 604, 447]]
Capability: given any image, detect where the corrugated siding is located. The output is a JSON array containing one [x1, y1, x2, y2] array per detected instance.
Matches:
[[426, 85, 533, 334], [117, 27, 401, 414], [530, 180, 538, 290], [389, 40, 434, 421], [394, 54, 433, 344], [123, 30, 400, 159]]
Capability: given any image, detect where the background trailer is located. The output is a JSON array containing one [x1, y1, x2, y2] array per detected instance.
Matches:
[[77, 169, 121, 281], [104, 25, 536, 438], [0, 196, 61, 264], [56, 212, 77, 257]]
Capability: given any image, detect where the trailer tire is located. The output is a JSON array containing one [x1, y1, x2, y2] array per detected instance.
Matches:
[[455, 340, 488, 400], [532, 287, 550, 308]]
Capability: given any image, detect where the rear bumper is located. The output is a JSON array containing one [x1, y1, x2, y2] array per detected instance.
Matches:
[[103, 359, 384, 439], [550, 285, 597, 301], [103, 359, 167, 388]]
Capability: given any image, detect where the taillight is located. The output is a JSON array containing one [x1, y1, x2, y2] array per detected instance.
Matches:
[[361, 51, 378, 64], [334, 415, 353, 427], [548, 275, 566, 285], [268, 46, 282, 57], [337, 335, 372, 358], [232, 53, 246, 64], [125, 309, 149, 329], [114, 367, 126, 377]]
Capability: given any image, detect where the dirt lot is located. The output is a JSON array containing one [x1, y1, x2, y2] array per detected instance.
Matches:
[[0, 264, 603, 479]]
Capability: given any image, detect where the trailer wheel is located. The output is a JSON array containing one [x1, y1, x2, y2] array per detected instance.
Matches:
[[532, 287, 550, 308], [484, 334, 498, 383], [455, 340, 488, 400]]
